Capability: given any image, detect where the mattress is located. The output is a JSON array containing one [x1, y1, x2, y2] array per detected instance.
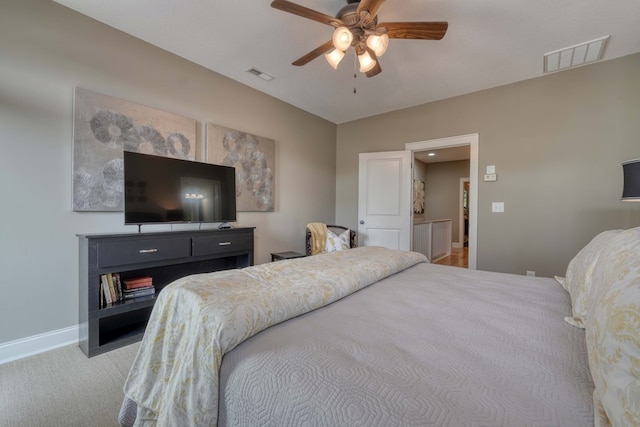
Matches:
[[217, 263, 594, 426]]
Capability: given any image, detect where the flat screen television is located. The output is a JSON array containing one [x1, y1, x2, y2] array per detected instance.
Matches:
[[123, 151, 237, 225]]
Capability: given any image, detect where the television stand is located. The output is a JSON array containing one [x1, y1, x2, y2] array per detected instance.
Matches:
[[78, 227, 254, 357]]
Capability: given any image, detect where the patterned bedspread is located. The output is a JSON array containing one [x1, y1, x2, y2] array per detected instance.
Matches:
[[123, 246, 427, 426], [218, 262, 594, 426]]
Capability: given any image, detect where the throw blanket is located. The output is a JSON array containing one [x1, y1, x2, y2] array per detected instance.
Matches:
[[123, 246, 427, 426], [306, 222, 327, 255]]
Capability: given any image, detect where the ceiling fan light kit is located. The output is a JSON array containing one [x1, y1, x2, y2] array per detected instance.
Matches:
[[325, 49, 346, 69], [271, 0, 448, 78], [358, 50, 377, 73], [333, 27, 354, 51], [366, 33, 389, 57]]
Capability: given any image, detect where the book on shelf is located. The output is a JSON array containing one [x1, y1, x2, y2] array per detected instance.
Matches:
[[106, 273, 117, 302], [99, 282, 105, 308], [122, 286, 156, 299], [100, 274, 112, 307], [113, 273, 123, 301], [123, 276, 153, 290], [99, 274, 155, 307]]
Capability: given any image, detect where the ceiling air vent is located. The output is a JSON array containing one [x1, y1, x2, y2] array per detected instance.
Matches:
[[543, 35, 609, 74], [246, 67, 274, 81]]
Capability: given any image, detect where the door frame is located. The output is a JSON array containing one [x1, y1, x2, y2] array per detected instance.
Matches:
[[405, 134, 478, 269]]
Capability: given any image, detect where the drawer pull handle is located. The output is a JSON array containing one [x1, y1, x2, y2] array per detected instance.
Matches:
[[139, 248, 158, 253], [218, 242, 232, 246]]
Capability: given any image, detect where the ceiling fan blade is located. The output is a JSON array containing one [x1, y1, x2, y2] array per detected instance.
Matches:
[[380, 22, 448, 40], [271, 0, 340, 27], [357, 0, 387, 19], [292, 40, 335, 66], [365, 52, 382, 78]]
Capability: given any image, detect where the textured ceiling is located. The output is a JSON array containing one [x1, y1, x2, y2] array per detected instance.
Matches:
[[53, 0, 640, 124]]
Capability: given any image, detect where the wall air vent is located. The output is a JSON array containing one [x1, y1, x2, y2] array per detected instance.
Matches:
[[543, 35, 609, 74], [246, 67, 274, 81]]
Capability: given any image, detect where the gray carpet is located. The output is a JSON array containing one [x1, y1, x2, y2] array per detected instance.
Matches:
[[0, 342, 139, 427]]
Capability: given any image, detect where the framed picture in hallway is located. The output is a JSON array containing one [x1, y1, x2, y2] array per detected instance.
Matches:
[[413, 179, 425, 214]]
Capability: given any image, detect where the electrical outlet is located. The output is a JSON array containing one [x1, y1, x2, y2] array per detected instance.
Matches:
[[526, 270, 536, 276], [491, 202, 504, 213]]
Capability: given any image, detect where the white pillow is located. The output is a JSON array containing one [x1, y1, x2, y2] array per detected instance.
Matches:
[[324, 229, 350, 252], [585, 226, 640, 427], [562, 229, 623, 328]]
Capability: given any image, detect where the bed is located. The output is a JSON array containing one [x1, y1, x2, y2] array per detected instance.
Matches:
[[120, 227, 640, 427]]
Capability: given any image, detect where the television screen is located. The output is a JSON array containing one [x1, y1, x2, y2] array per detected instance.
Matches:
[[123, 151, 237, 224]]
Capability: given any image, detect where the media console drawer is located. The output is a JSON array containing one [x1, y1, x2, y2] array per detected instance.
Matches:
[[97, 236, 191, 268], [192, 232, 253, 257]]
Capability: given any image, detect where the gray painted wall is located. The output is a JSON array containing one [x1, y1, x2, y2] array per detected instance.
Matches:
[[336, 53, 640, 277], [0, 0, 336, 345]]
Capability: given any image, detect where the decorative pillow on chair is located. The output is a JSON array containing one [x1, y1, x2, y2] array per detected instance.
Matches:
[[324, 229, 350, 253]]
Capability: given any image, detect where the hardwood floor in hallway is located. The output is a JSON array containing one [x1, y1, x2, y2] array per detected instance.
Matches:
[[434, 247, 469, 268]]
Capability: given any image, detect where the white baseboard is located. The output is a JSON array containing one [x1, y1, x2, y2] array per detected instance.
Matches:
[[452, 242, 463, 249], [0, 325, 78, 365]]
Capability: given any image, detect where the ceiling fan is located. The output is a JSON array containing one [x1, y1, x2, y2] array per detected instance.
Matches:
[[271, 0, 448, 78]]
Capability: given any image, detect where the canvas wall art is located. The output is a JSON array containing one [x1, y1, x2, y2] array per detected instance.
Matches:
[[72, 87, 196, 211], [206, 124, 275, 212]]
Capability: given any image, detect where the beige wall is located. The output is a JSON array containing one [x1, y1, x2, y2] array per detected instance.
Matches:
[[0, 0, 336, 345], [337, 53, 640, 277]]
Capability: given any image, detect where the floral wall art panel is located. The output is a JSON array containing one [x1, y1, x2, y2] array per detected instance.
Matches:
[[414, 179, 425, 214], [72, 87, 196, 211], [205, 124, 275, 212]]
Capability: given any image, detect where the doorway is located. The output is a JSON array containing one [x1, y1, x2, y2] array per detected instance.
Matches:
[[405, 134, 478, 269], [459, 177, 470, 248]]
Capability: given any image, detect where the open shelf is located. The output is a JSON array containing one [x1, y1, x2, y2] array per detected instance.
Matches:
[[98, 306, 153, 346]]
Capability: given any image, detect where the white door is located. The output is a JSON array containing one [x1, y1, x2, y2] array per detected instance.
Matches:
[[358, 151, 412, 250]]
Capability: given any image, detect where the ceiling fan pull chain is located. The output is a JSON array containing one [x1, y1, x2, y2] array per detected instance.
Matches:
[[353, 53, 357, 94]]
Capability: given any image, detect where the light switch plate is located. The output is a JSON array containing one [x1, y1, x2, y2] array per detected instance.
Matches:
[[486, 165, 496, 174], [492, 202, 504, 213]]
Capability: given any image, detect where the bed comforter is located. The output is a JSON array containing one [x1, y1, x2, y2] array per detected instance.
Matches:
[[123, 246, 427, 426], [123, 246, 594, 426]]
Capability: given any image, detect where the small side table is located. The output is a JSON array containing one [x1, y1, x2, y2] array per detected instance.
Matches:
[[271, 251, 306, 262]]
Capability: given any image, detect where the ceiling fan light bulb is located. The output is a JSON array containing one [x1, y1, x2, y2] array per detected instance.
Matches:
[[325, 49, 345, 70], [333, 27, 353, 51], [367, 34, 389, 57], [358, 51, 376, 73]]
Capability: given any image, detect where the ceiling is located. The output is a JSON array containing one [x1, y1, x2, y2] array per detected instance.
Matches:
[[52, 0, 640, 124], [415, 146, 469, 164]]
